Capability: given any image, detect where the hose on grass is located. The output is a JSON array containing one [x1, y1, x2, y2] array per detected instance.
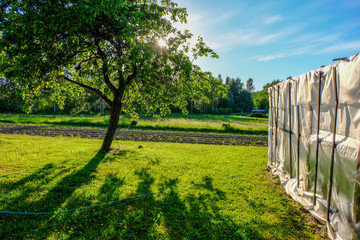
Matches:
[[0, 190, 164, 215], [2, 173, 242, 237], [0, 171, 28, 178], [1, 174, 241, 216]]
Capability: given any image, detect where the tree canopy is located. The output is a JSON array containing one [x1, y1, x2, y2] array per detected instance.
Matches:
[[252, 79, 281, 110], [0, 0, 219, 151]]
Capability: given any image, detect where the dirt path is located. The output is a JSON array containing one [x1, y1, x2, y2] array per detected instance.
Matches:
[[0, 124, 268, 146]]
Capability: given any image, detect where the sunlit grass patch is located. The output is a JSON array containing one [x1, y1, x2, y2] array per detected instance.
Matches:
[[0, 134, 325, 239]]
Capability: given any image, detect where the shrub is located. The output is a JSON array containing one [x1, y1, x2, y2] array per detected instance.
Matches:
[[222, 122, 231, 130], [217, 107, 232, 115], [130, 120, 138, 127]]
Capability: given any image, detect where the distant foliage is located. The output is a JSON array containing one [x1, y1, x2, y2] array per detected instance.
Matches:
[[252, 79, 282, 111], [246, 78, 255, 93], [216, 76, 254, 114]]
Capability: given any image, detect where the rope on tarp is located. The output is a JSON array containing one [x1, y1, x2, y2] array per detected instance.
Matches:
[[296, 79, 301, 189], [272, 87, 276, 165], [269, 89, 274, 165], [274, 85, 280, 169], [313, 71, 323, 205], [327, 66, 339, 222], [288, 81, 293, 178]]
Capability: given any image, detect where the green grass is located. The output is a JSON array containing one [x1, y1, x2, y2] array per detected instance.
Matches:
[[0, 113, 268, 135], [0, 134, 325, 239]]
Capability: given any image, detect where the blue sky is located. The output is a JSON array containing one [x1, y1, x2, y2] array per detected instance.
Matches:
[[175, 0, 360, 91]]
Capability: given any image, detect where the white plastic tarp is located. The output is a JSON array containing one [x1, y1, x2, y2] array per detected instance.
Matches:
[[268, 53, 360, 240]]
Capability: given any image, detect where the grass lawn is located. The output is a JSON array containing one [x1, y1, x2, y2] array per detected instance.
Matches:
[[0, 134, 325, 239], [0, 113, 268, 135]]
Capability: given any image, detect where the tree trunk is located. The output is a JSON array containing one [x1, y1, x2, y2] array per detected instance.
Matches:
[[101, 96, 122, 152]]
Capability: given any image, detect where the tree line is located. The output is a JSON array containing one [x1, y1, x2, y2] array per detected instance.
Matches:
[[0, 76, 280, 115]]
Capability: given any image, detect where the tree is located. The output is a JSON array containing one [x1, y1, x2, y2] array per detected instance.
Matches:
[[253, 79, 281, 111], [0, 0, 218, 152], [246, 78, 255, 93], [190, 70, 226, 114], [237, 90, 253, 112], [224, 76, 254, 113]]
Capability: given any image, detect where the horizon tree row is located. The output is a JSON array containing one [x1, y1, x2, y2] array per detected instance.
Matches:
[[0, 75, 281, 115]]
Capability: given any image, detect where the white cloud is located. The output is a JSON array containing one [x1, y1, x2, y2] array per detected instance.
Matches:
[[257, 46, 315, 61], [264, 15, 282, 25], [172, 10, 241, 52], [290, 32, 340, 45], [258, 53, 286, 61], [320, 41, 360, 54], [214, 25, 301, 51], [217, 10, 239, 22], [256, 39, 360, 62]]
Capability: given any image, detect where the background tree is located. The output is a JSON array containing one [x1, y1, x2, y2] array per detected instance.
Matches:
[[252, 79, 281, 111], [0, 0, 218, 152], [0, 77, 23, 112], [237, 90, 254, 112], [246, 78, 255, 93], [189, 69, 226, 114]]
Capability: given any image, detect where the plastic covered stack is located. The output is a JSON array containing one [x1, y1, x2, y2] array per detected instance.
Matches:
[[268, 53, 360, 240]]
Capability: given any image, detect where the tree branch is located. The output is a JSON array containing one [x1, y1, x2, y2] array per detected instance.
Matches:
[[118, 69, 125, 87], [96, 43, 117, 94], [58, 75, 113, 106], [76, 56, 101, 68], [125, 64, 138, 85]]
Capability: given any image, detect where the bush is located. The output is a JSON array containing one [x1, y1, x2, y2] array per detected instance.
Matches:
[[222, 122, 231, 130], [248, 112, 267, 118], [130, 120, 138, 127], [216, 107, 232, 115]]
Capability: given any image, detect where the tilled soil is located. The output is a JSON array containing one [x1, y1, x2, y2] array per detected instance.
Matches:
[[0, 124, 268, 146]]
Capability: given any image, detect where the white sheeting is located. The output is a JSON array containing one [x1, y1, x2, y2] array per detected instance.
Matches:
[[268, 53, 360, 240]]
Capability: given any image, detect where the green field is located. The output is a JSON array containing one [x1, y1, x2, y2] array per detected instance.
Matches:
[[0, 113, 268, 135], [0, 134, 325, 239]]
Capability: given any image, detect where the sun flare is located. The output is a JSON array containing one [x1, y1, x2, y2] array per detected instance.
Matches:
[[157, 38, 167, 48]]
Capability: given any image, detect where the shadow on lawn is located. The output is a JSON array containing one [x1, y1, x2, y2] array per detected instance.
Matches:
[[1, 154, 323, 240], [60, 168, 257, 240], [0, 151, 106, 239]]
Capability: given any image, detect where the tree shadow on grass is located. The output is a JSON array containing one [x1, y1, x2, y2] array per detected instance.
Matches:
[[98, 174, 126, 202], [60, 169, 262, 240], [34, 151, 106, 210], [0, 163, 55, 210], [62, 169, 323, 240], [0, 151, 106, 239], [0, 163, 57, 238], [1, 159, 325, 240]]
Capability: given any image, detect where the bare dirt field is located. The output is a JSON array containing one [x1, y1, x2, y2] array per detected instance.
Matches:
[[0, 124, 267, 146]]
